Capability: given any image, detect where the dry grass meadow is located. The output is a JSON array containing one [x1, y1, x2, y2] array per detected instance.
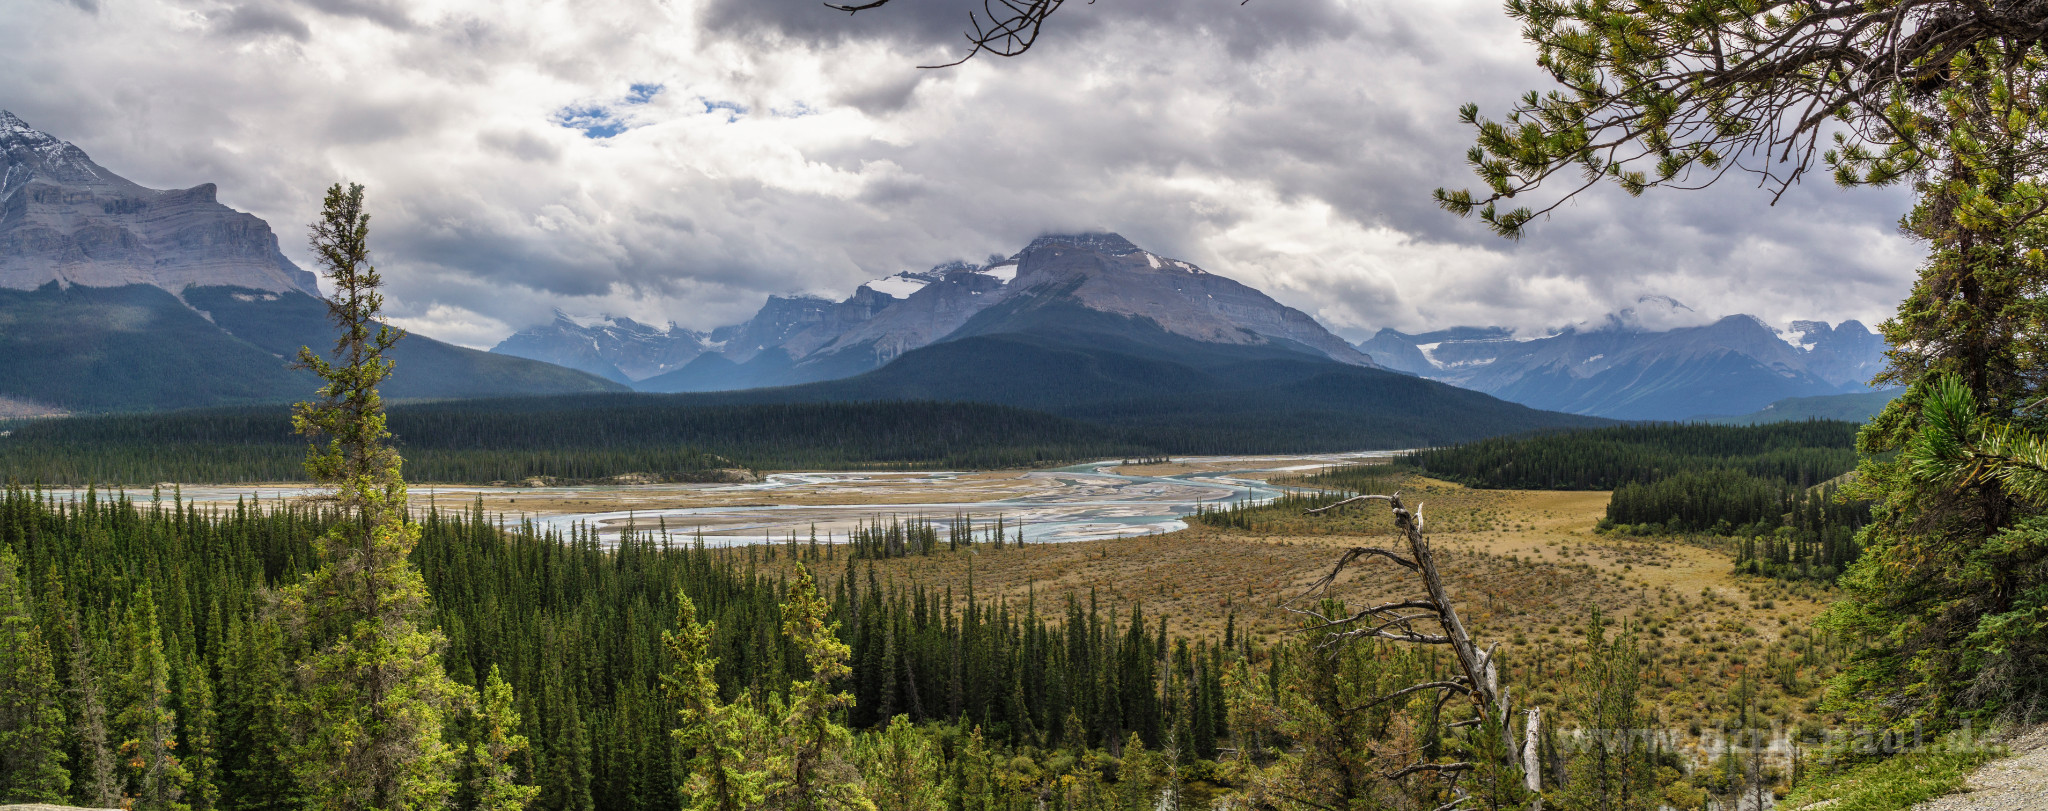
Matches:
[[750, 470, 1850, 747]]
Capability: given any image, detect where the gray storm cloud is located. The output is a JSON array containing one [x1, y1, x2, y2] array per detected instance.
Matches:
[[0, 0, 1918, 348]]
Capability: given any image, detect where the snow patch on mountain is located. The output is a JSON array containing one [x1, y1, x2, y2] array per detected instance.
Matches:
[[976, 262, 1019, 284], [863, 274, 930, 299]]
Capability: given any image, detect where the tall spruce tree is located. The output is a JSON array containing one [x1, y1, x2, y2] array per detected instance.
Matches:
[[281, 182, 465, 810], [115, 591, 190, 811], [219, 614, 295, 811], [1821, 40, 2048, 727], [772, 563, 872, 811], [466, 666, 539, 811], [0, 544, 70, 802], [59, 586, 121, 809], [662, 594, 765, 811]]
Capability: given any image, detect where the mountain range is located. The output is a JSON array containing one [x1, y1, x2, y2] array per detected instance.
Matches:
[[1353, 296, 1891, 421], [0, 111, 625, 415], [496, 232, 1378, 392], [0, 110, 1885, 444]]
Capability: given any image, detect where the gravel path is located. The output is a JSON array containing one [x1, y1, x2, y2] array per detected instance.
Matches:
[[1914, 726, 2048, 811]]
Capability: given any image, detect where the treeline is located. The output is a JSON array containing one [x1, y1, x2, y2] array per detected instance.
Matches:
[[1284, 463, 1399, 495], [0, 486, 1237, 809], [0, 398, 1157, 485], [1189, 491, 1360, 532], [1407, 420, 1861, 491], [1410, 422, 1872, 581], [1604, 474, 1869, 579], [834, 514, 1029, 559], [1730, 483, 1868, 581]]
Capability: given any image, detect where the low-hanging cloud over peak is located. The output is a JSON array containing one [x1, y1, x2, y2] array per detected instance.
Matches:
[[1, 0, 1917, 349]]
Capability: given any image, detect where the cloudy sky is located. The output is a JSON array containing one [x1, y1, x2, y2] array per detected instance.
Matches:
[[3, 0, 1922, 347]]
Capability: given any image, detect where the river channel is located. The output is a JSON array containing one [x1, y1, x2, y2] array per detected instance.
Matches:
[[71, 451, 1400, 547]]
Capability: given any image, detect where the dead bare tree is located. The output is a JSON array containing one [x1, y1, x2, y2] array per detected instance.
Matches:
[[1296, 491, 1543, 810], [823, 0, 1074, 68]]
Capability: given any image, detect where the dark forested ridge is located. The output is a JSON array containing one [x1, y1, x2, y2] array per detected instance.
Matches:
[[1407, 420, 1861, 491], [0, 398, 1152, 484], [0, 387, 1606, 485]]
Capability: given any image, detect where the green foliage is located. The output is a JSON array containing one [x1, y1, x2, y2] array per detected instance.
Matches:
[[1607, 469, 1805, 534], [1189, 491, 1365, 533], [1410, 421, 1862, 492], [772, 563, 873, 811], [663, 595, 766, 811], [1824, 43, 2048, 731], [1228, 602, 1467, 811], [54, 582, 121, 809], [0, 543, 70, 803], [1553, 619, 1656, 811], [217, 614, 293, 811], [114, 590, 191, 811], [1605, 470, 1874, 576], [1778, 744, 1999, 811], [464, 666, 539, 811], [280, 182, 466, 811], [858, 716, 940, 811], [1439, 0, 2003, 237]]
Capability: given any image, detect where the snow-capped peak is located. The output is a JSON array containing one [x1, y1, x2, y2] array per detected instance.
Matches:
[[861, 272, 932, 299], [1775, 322, 1817, 351], [0, 110, 37, 139], [974, 260, 1019, 284], [1, 110, 109, 188]]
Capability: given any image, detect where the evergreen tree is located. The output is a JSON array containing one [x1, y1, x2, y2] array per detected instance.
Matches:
[[114, 591, 190, 811], [59, 589, 120, 809], [280, 182, 465, 810], [175, 642, 221, 811], [1556, 616, 1656, 811], [859, 716, 940, 811], [467, 666, 539, 811], [662, 594, 765, 811], [536, 674, 593, 811], [0, 544, 70, 802], [1826, 42, 2048, 727], [218, 614, 295, 811], [771, 563, 873, 811]]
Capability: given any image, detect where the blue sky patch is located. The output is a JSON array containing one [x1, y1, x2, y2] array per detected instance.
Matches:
[[701, 99, 748, 123], [555, 82, 666, 139], [627, 83, 664, 104]]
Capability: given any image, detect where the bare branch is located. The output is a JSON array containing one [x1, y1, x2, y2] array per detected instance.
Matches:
[[1386, 762, 1475, 780], [822, 0, 891, 12], [1344, 680, 1473, 714]]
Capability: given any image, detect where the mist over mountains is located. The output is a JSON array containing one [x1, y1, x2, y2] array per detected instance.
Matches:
[[495, 232, 1377, 393], [1355, 296, 1890, 420], [0, 110, 1886, 433]]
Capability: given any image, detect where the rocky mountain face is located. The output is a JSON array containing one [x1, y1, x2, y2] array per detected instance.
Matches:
[[0, 111, 318, 296], [492, 311, 715, 384], [1356, 299, 1891, 421], [0, 113, 626, 413], [519, 232, 1377, 393]]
